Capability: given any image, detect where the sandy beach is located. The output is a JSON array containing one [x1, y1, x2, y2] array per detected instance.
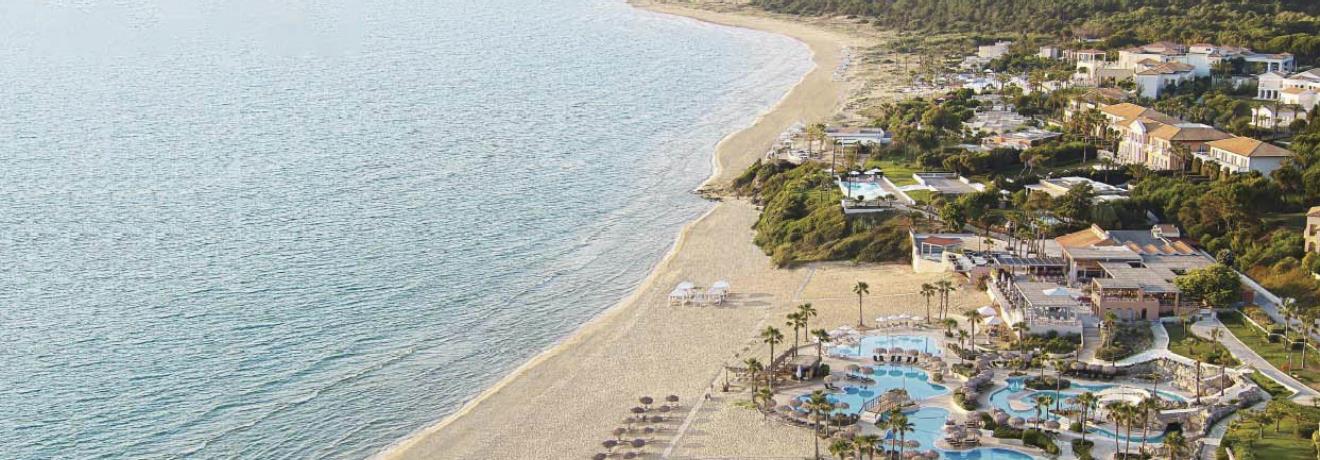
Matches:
[[374, 3, 976, 459]]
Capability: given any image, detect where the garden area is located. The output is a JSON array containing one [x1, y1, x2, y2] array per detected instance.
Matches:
[[1096, 321, 1154, 362], [1220, 400, 1320, 460], [1220, 310, 1320, 389], [1165, 321, 1240, 366]]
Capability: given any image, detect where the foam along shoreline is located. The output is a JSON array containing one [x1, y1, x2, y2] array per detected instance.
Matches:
[[373, 3, 846, 459]]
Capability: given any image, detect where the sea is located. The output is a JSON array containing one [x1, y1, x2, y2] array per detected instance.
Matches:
[[0, 0, 811, 458]]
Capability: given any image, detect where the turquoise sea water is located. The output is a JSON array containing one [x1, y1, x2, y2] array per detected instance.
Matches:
[[0, 0, 811, 457]]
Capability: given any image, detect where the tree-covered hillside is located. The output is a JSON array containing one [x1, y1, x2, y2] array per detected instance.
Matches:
[[751, 0, 1320, 63]]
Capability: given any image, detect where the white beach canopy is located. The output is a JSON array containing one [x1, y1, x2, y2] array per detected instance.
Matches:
[[676, 281, 695, 290], [986, 317, 1005, 326], [1042, 287, 1071, 297], [976, 306, 997, 317], [865, 168, 882, 175], [711, 280, 730, 290]]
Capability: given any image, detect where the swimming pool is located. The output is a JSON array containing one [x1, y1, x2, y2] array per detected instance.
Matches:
[[837, 180, 888, 201], [879, 407, 1035, 460], [800, 365, 947, 416], [833, 335, 941, 358], [990, 379, 1181, 443]]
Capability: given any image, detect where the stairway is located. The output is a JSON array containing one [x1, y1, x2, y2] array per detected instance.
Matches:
[[1079, 325, 1102, 363]]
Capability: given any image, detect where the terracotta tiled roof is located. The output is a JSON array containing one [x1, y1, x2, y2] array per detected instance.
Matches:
[[1056, 227, 1111, 248], [922, 236, 962, 246], [1207, 137, 1294, 158], [1148, 124, 1231, 142]]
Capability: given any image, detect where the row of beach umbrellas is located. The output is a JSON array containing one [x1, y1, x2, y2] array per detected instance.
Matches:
[[596, 395, 680, 459]]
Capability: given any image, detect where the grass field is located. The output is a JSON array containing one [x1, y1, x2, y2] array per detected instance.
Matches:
[[1222, 402, 1320, 460], [1220, 311, 1320, 389], [865, 159, 920, 186], [1165, 322, 1240, 366]]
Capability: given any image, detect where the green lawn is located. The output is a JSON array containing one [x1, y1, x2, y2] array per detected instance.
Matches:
[[865, 159, 920, 186], [1220, 311, 1320, 389], [1262, 212, 1307, 231], [1222, 403, 1320, 460], [1249, 371, 1292, 398], [1165, 322, 1240, 366]]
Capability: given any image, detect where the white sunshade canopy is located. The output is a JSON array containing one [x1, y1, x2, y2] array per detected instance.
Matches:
[[711, 280, 730, 290], [676, 281, 695, 290], [986, 317, 1005, 326], [1042, 287, 1071, 297], [976, 306, 997, 317], [865, 168, 882, 174]]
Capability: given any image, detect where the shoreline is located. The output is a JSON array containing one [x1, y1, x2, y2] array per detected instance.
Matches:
[[374, 2, 848, 458]]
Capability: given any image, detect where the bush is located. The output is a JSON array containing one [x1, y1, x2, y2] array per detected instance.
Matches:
[[992, 426, 1022, 439], [1025, 375, 1071, 391], [980, 412, 997, 430], [954, 391, 979, 410], [817, 364, 830, 377], [1071, 439, 1094, 460], [1069, 422, 1083, 433], [1022, 429, 1060, 455]]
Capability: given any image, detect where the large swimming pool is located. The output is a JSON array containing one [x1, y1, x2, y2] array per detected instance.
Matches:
[[879, 407, 1035, 460], [799, 365, 947, 416], [990, 377, 1182, 443], [837, 179, 888, 201], [833, 335, 941, 358]]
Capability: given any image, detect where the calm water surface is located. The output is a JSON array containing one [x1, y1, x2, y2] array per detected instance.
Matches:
[[0, 0, 811, 457]]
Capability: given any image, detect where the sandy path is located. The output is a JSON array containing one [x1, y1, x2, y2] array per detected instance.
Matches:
[[373, 3, 849, 459]]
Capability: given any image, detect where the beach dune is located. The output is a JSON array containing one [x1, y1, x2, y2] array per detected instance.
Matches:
[[376, 3, 849, 459]]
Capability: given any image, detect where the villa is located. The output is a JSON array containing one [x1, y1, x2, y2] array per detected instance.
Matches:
[[979, 129, 1060, 151], [1255, 68, 1320, 113], [963, 110, 1029, 134], [1025, 176, 1128, 203], [1307, 206, 1320, 253], [1194, 136, 1294, 175], [1057, 224, 1212, 320], [1072, 42, 1295, 97], [1251, 104, 1307, 130], [826, 126, 890, 145]]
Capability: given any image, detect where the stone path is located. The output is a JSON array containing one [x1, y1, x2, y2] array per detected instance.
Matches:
[[1191, 317, 1318, 404]]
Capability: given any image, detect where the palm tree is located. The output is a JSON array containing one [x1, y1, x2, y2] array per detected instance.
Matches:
[[1119, 402, 1138, 458], [1035, 394, 1055, 431], [1300, 310, 1314, 370], [1281, 299, 1298, 368], [942, 318, 958, 336], [761, 326, 784, 391], [1076, 392, 1099, 445], [787, 312, 806, 357], [957, 329, 969, 353], [935, 279, 955, 320], [812, 329, 831, 365], [1138, 396, 1159, 455], [744, 358, 764, 393], [1101, 311, 1119, 347], [1052, 359, 1067, 411], [1164, 429, 1188, 460], [828, 438, 853, 459], [1104, 401, 1127, 456], [853, 281, 870, 327], [799, 303, 818, 337], [890, 412, 915, 459], [1011, 322, 1030, 362], [966, 310, 985, 349], [805, 390, 834, 460], [854, 434, 881, 460], [1210, 327, 1227, 395], [920, 283, 936, 323]]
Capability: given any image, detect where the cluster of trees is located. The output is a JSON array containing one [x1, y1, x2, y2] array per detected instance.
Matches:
[[751, 0, 1320, 64], [732, 160, 916, 267]]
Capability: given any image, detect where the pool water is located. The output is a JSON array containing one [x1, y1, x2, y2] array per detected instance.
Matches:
[[800, 365, 947, 416], [991, 378, 1182, 443], [879, 407, 1035, 460], [837, 180, 887, 201], [834, 335, 940, 357]]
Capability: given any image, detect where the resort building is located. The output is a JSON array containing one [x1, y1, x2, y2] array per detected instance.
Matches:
[[978, 41, 1012, 59], [1141, 123, 1232, 171], [1250, 105, 1307, 130], [1056, 225, 1213, 320], [1074, 42, 1295, 97], [979, 129, 1060, 151], [987, 272, 1088, 337], [1025, 176, 1128, 203], [1195, 136, 1293, 175], [825, 126, 890, 145], [1306, 206, 1320, 253], [963, 110, 1030, 134], [1256, 68, 1320, 112], [1064, 87, 1130, 122]]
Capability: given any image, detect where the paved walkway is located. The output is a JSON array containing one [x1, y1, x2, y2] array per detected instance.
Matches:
[[1078, 325, 1101, 362], [1192, 317, 1318, 404], [1083, 321, 1187, 366]]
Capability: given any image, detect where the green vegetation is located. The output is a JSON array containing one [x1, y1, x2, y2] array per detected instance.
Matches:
[[1165, 322, 1240, 366], [1221, 400, 1320, 460], [1221, 311, 1320, 389], [1097, 322, 1154, 362], [992, 427, 1060, 455], [1071, 439, 1094, 460], [1249, 371, 1292, 398], [750, 0, 1320, 64], [733, 160, 918, 267]]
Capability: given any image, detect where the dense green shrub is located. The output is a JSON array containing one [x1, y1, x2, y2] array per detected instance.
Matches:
[[1071, 439, 1094, 460]]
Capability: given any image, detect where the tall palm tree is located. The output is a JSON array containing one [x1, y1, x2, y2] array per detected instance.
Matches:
[[1011, 322, 1030, 363], [1052, 359, 1067, 411], [890, 412, 915, 459], [828, 438, 853, 460], [942, 318, 958, 335], [853, 281, 870, 327], [935, 279, 955, 320], [1164, 430, 1188, 460], [1104, 401, 1127, 456], [1101, 311, 1119, 347], [1209, 327, 1227, 395], [1035, 394, 1055, 431], [812, 329, 831, 365], [920, 283, 936, 323], [805, 390, 834, 460], [966, 310, 985, 350], [1138, 396, 1159, 455], [854, 434, 881, 460], [1120, 402, 1138, 457], [761, 327, 784, 392], [1076, 392, 1099, 445], [1281, 299, 1299, 368], [744, 358, 764, 393], [787, 312, 805, 357], [1299, 310, 1314, 370], [799, 303, 818, 337]]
